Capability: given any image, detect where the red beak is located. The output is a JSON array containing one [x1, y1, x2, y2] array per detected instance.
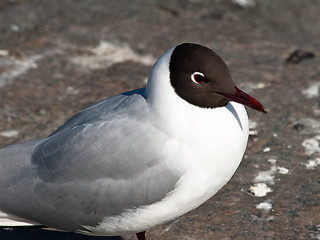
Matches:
[[218, 87, 268, 114]]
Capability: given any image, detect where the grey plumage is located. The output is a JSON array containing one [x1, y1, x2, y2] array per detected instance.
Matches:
[[0, 88, 179, 232]]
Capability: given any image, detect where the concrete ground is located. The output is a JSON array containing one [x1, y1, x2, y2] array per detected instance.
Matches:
[[0, 0, 319, 239]]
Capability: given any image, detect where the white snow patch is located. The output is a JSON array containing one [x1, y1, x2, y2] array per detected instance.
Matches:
[[0, 130, 19, 138], [314, 109, 320, 117], [246, 82, 266, 90], [0, 49, 9, 56], [296, 130, 320, 170], [250, 158, 289, 198], [249, 120, 257, 129], [263, 147, 271, 152], [71, 41, 156, 70], [302, 82, 320, 98], [266, 216, 274, 222], [249, 120, 258, 136], [303, 158, 320, 170], [277, 166, 289, 174], [296, 119, 320, 170], [66, 86, 80, 95], [231, 0, 255, 8], [302, 136, 320, 156], [241, 82, 266, 93], [0, 49, 61, 88], [254, 165, 276, 184], [0, 54, 41, 87], [10, 24, 20, 32], [249, 129, 258, 136], [248, 183, 272, 197], [268, 158, 277, 164], [302, 135, 320, 170], [256, 200, 272, 211]]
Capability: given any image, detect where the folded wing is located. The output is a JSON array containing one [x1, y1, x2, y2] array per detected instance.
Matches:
[[0, 89, 179, 232]]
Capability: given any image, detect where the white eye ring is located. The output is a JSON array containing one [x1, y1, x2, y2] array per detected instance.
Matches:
[[191, 72, 205, 84]]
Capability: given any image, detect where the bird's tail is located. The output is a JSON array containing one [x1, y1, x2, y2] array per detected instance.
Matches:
[[0, 211, 42, 228], [0, 140, 43, 228]]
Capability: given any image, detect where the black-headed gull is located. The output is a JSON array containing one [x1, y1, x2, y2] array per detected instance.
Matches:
[[0, 43, 267, 240]]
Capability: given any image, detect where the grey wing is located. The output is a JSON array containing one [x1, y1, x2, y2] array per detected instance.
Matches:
[[0, 91, 180, 232]]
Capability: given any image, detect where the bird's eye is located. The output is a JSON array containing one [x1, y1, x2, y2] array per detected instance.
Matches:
[[191, 72, 206, 84]]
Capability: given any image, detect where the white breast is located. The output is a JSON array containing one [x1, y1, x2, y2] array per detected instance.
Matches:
[[82, 47, 250, 236], [83, 101, 248, 237]]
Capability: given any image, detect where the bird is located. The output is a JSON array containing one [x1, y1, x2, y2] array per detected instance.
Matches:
[[0, 43, 267, 240]]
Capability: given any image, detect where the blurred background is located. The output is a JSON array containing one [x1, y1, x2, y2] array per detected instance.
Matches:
[[0, 0, 319, 239]]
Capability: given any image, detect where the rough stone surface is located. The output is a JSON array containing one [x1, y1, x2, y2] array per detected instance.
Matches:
[[0, 0, 319, 239]]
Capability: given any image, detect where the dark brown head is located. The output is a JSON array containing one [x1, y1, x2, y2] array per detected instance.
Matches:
[[169, 43, 267, 113]]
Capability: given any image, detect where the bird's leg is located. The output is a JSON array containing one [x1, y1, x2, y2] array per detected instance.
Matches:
[[136, 231, 146, 240]]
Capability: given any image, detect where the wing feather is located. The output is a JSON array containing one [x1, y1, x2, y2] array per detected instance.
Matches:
[[0, 90, 180, 231]]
